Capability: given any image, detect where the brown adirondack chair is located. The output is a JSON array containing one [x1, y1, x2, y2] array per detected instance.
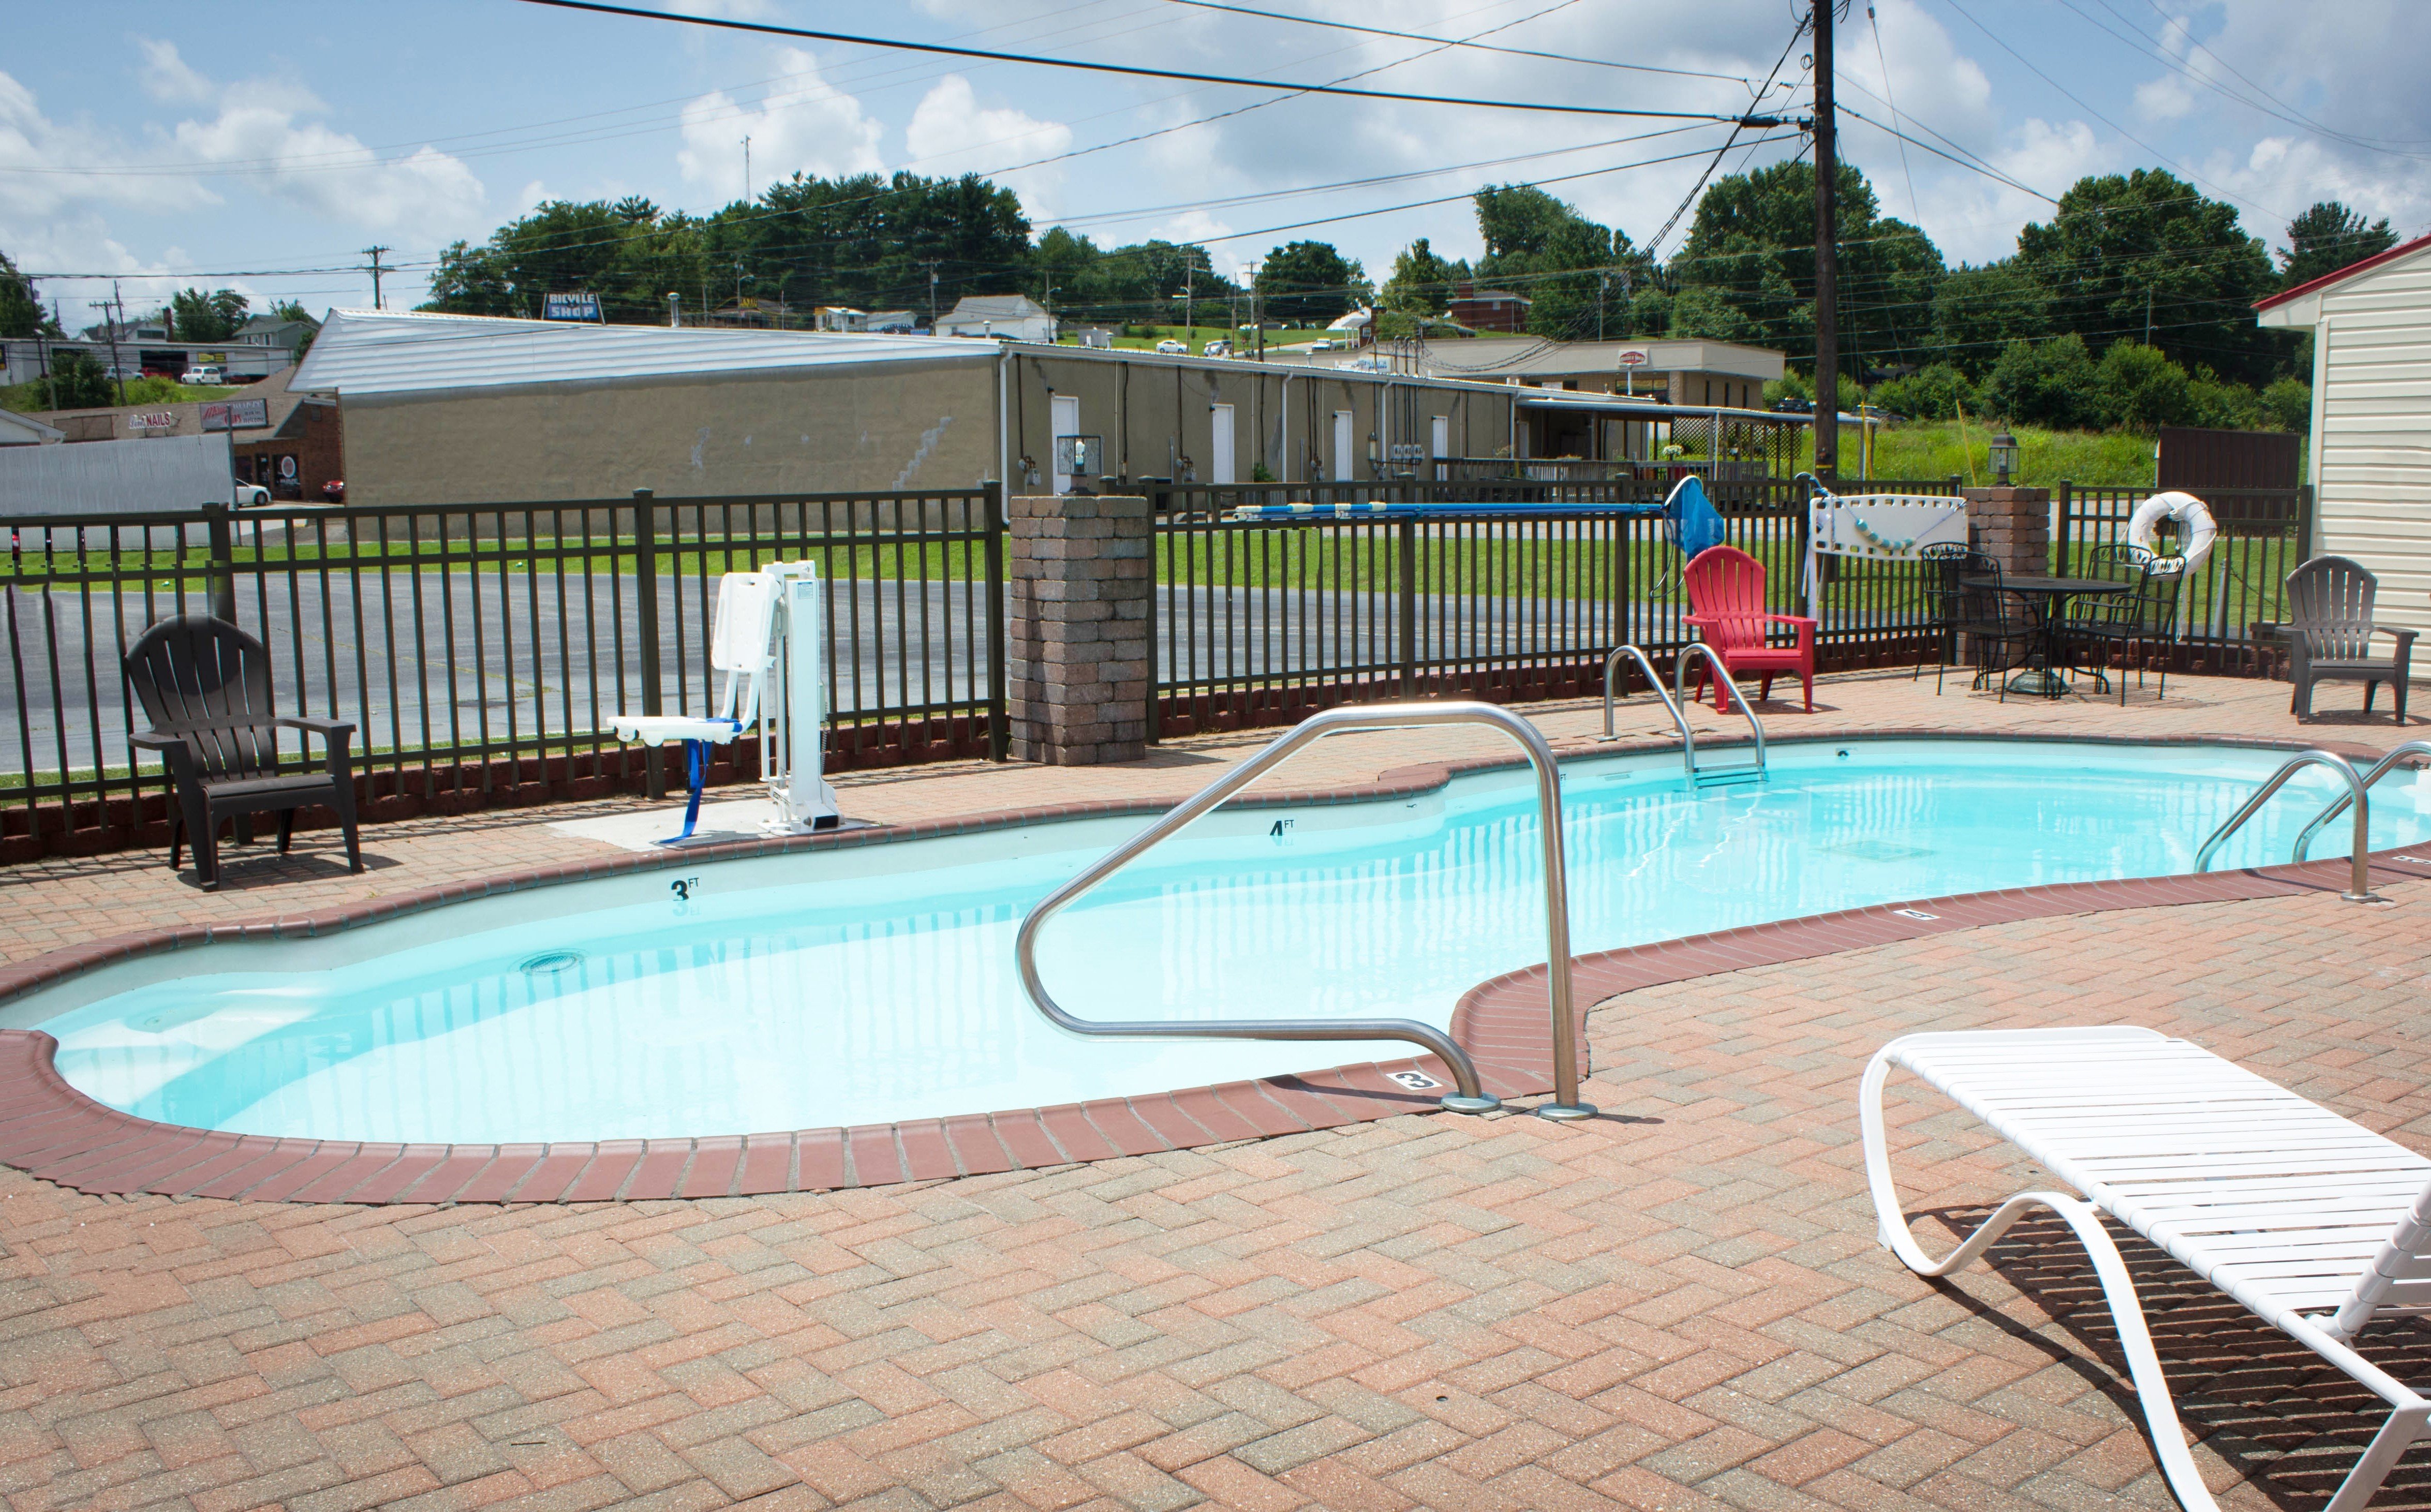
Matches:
[[123, 616, 362, 888], [2284, 556, 2417, 723]]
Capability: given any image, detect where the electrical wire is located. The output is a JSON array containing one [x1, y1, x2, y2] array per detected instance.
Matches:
[[1161, 0, 1756, 83], [510, 0, 1774, 123]]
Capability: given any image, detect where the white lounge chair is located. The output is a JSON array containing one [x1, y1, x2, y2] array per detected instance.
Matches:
[[1862, 1026, 2431, 1512], [612, 570, 780, 842]]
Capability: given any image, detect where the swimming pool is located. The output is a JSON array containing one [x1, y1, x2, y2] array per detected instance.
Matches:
[[17, 737, 2429, 1145]]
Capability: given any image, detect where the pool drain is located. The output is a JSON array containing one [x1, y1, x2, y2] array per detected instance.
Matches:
[[518, 950, 586, 977]]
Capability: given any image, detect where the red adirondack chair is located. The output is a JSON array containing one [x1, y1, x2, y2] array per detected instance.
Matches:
[[1683, 544, 1817, 713]]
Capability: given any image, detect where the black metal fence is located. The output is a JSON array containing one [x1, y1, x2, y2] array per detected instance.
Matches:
[[2054, 483, 2311, 654], [1143, 478, 1966, 736], [2, 486, 1003, 858]]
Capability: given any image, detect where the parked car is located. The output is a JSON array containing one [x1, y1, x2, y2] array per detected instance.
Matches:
[[1771, 396, 1814, 414], [1308, 340, 1335, 352], [1154, 339, 1187, 355], [320, 479, 345, 501], [180, 365, 226, 386], [233, 481, 270, 507], [1202, 339, 1231, 358]]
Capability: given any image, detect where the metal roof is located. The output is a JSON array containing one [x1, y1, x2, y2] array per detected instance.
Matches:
[[291, 309, 994, 398]]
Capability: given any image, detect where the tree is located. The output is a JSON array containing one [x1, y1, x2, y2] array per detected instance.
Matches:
[[1254, 241, 1368, 325], [2278, 201, 2397, 290], [0, 249, 50, 339], [1381, 238, 1465, 315], [1470, 185, 1641, 338], [2013, 169, 2280, 383], [1671, 160, 1944, 372], [1930, 264, 2051, 377], [1872, 362, 1976, 422], [1979, 335, 2099, 429], [168, 288, 248, 343], [40, 349, 114, 410]]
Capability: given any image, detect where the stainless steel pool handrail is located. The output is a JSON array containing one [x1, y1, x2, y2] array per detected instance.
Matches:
[[1675, 644, 1767, 782], [2194, 749, 2380, 902], [2292, 740, 2431, 863], [1596, 643, 1768, 785], [1014, 701, 1598, 1121], [1600, 644, 1692, 751]]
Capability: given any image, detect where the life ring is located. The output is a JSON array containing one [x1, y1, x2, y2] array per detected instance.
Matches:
[[2126, 491, 2217, 570]]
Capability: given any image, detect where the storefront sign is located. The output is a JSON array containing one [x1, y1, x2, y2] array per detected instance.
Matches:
[[127, 411, 179, 434], [200, 398, 270, 431], [543, 291, 602, 322]]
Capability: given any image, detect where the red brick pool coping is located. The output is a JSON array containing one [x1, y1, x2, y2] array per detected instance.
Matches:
[[3, 730, 2423, 1205]]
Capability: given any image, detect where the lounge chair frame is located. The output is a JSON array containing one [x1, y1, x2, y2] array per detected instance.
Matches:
[[1862, 1026, 2431, 1512]]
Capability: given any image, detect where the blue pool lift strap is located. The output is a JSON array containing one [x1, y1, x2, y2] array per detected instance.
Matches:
[[658, 722, 742, 845], [1663, 475, 1727, 560], [1225, 498, 1665, 521]]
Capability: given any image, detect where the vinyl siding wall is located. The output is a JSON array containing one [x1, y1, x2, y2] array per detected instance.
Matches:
[[2316, 254, 2431, 639]]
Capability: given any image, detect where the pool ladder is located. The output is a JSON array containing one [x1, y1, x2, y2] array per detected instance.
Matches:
[[2190, 743, 2431, 903], [1014, 701, 1598, 1122], [1597, 643, 1767, 787]]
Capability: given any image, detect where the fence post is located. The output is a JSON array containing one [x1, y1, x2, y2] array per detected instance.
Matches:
[[1397, 517, 1418, 695], [985, 482, 1011, 760], [2052, 481, 2071, 575], [631, 487, 664, 800], [203, 502, 237, 623]]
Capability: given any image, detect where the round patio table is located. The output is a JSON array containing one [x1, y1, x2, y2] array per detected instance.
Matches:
[[1964, 575, 2131, 698]]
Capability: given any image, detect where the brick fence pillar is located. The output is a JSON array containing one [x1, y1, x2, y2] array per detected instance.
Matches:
[[1963, 486, 2052, 578], [1005, 494, 1151, 765]]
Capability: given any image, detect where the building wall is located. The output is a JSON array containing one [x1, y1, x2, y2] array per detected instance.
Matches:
[[339, 359, 999, 506], [2315, 254, 2431, 639], [234, 403, 345, 500], [1011, 351, 1507, 486]]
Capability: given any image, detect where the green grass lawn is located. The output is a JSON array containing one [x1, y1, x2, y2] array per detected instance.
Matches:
[[1, 376, 245, 413]]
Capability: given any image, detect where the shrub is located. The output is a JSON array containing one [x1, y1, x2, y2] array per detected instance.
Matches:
[[2186, 371, 2272, 431], [39, 350, 114, 410], [2091, 340, 2195, 433], [2261, 377, 2312, 432], [1980, 334, 2098, 428], [1871, 362, 1975, 421]]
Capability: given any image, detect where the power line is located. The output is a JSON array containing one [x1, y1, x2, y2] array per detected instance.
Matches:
[[1161, 0, 1755, 83], [509, 0, 1778, 123]]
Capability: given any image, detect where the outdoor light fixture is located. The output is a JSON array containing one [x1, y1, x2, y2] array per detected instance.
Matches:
[[1990, 431, 2019, 485]]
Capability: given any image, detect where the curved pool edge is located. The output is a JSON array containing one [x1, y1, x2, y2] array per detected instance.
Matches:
[[2, 729, 2423, 1205]]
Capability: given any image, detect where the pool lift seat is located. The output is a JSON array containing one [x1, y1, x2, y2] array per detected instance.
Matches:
[[611, 561, 840, 843]]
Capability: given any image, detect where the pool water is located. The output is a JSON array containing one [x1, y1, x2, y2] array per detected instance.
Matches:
[[28, 739, 2431, 1144]]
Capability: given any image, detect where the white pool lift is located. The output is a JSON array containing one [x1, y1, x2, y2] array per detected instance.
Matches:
[[611, 561, 841, 843]]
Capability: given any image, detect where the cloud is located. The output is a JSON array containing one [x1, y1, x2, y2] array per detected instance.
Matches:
[[168, 108, 487, 232], [677, 48, 884, 201], [904, 76, 1072, 221], [134, 38, 213, 106]]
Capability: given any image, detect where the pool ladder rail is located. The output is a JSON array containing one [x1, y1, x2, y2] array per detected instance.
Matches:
[[1598, 643, 1767, 787], [1014, 701, 1598, 1122], [2193, 745, 2405, 904]]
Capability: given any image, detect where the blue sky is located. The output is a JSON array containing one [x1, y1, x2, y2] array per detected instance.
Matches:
[[4, 0, 2423, 331]]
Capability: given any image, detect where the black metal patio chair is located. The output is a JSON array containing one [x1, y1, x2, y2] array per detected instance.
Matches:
[[123, 615, 363, 890], [1916, 544, 2010, 695], [2067, 557, 2187, 705]]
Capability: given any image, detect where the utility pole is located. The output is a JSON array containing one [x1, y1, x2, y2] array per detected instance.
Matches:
[[363, 246, 391, 310], [922, 260, 940, 329], [2144, 286, 2154, 345], [1810, 0, 1839, 483], [742, 135, 752, 203], [106, 280, 128, 406], [1182, 252, 1195, 343]]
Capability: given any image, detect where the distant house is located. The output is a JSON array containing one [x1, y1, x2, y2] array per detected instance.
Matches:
[[2256, 231, 2431, 637], [936, 294, 1056, 344], [232, 314, 319, 353], [1447, 282, 1533, 334], [813, 306, 866, 332]]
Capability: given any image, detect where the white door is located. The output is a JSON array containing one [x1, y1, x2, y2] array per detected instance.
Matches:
[[1430, 415, 1449, 459], [1208, 404, 1236, 485], [1050, 393, 1080, 494], [1332, 410, 1354, 481]]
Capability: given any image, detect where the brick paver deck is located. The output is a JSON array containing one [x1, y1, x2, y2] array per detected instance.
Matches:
[[5, 669, 2430, 1510]]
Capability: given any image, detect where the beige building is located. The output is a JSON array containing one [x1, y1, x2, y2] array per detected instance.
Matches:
[[293, 310, 1803, 506]]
